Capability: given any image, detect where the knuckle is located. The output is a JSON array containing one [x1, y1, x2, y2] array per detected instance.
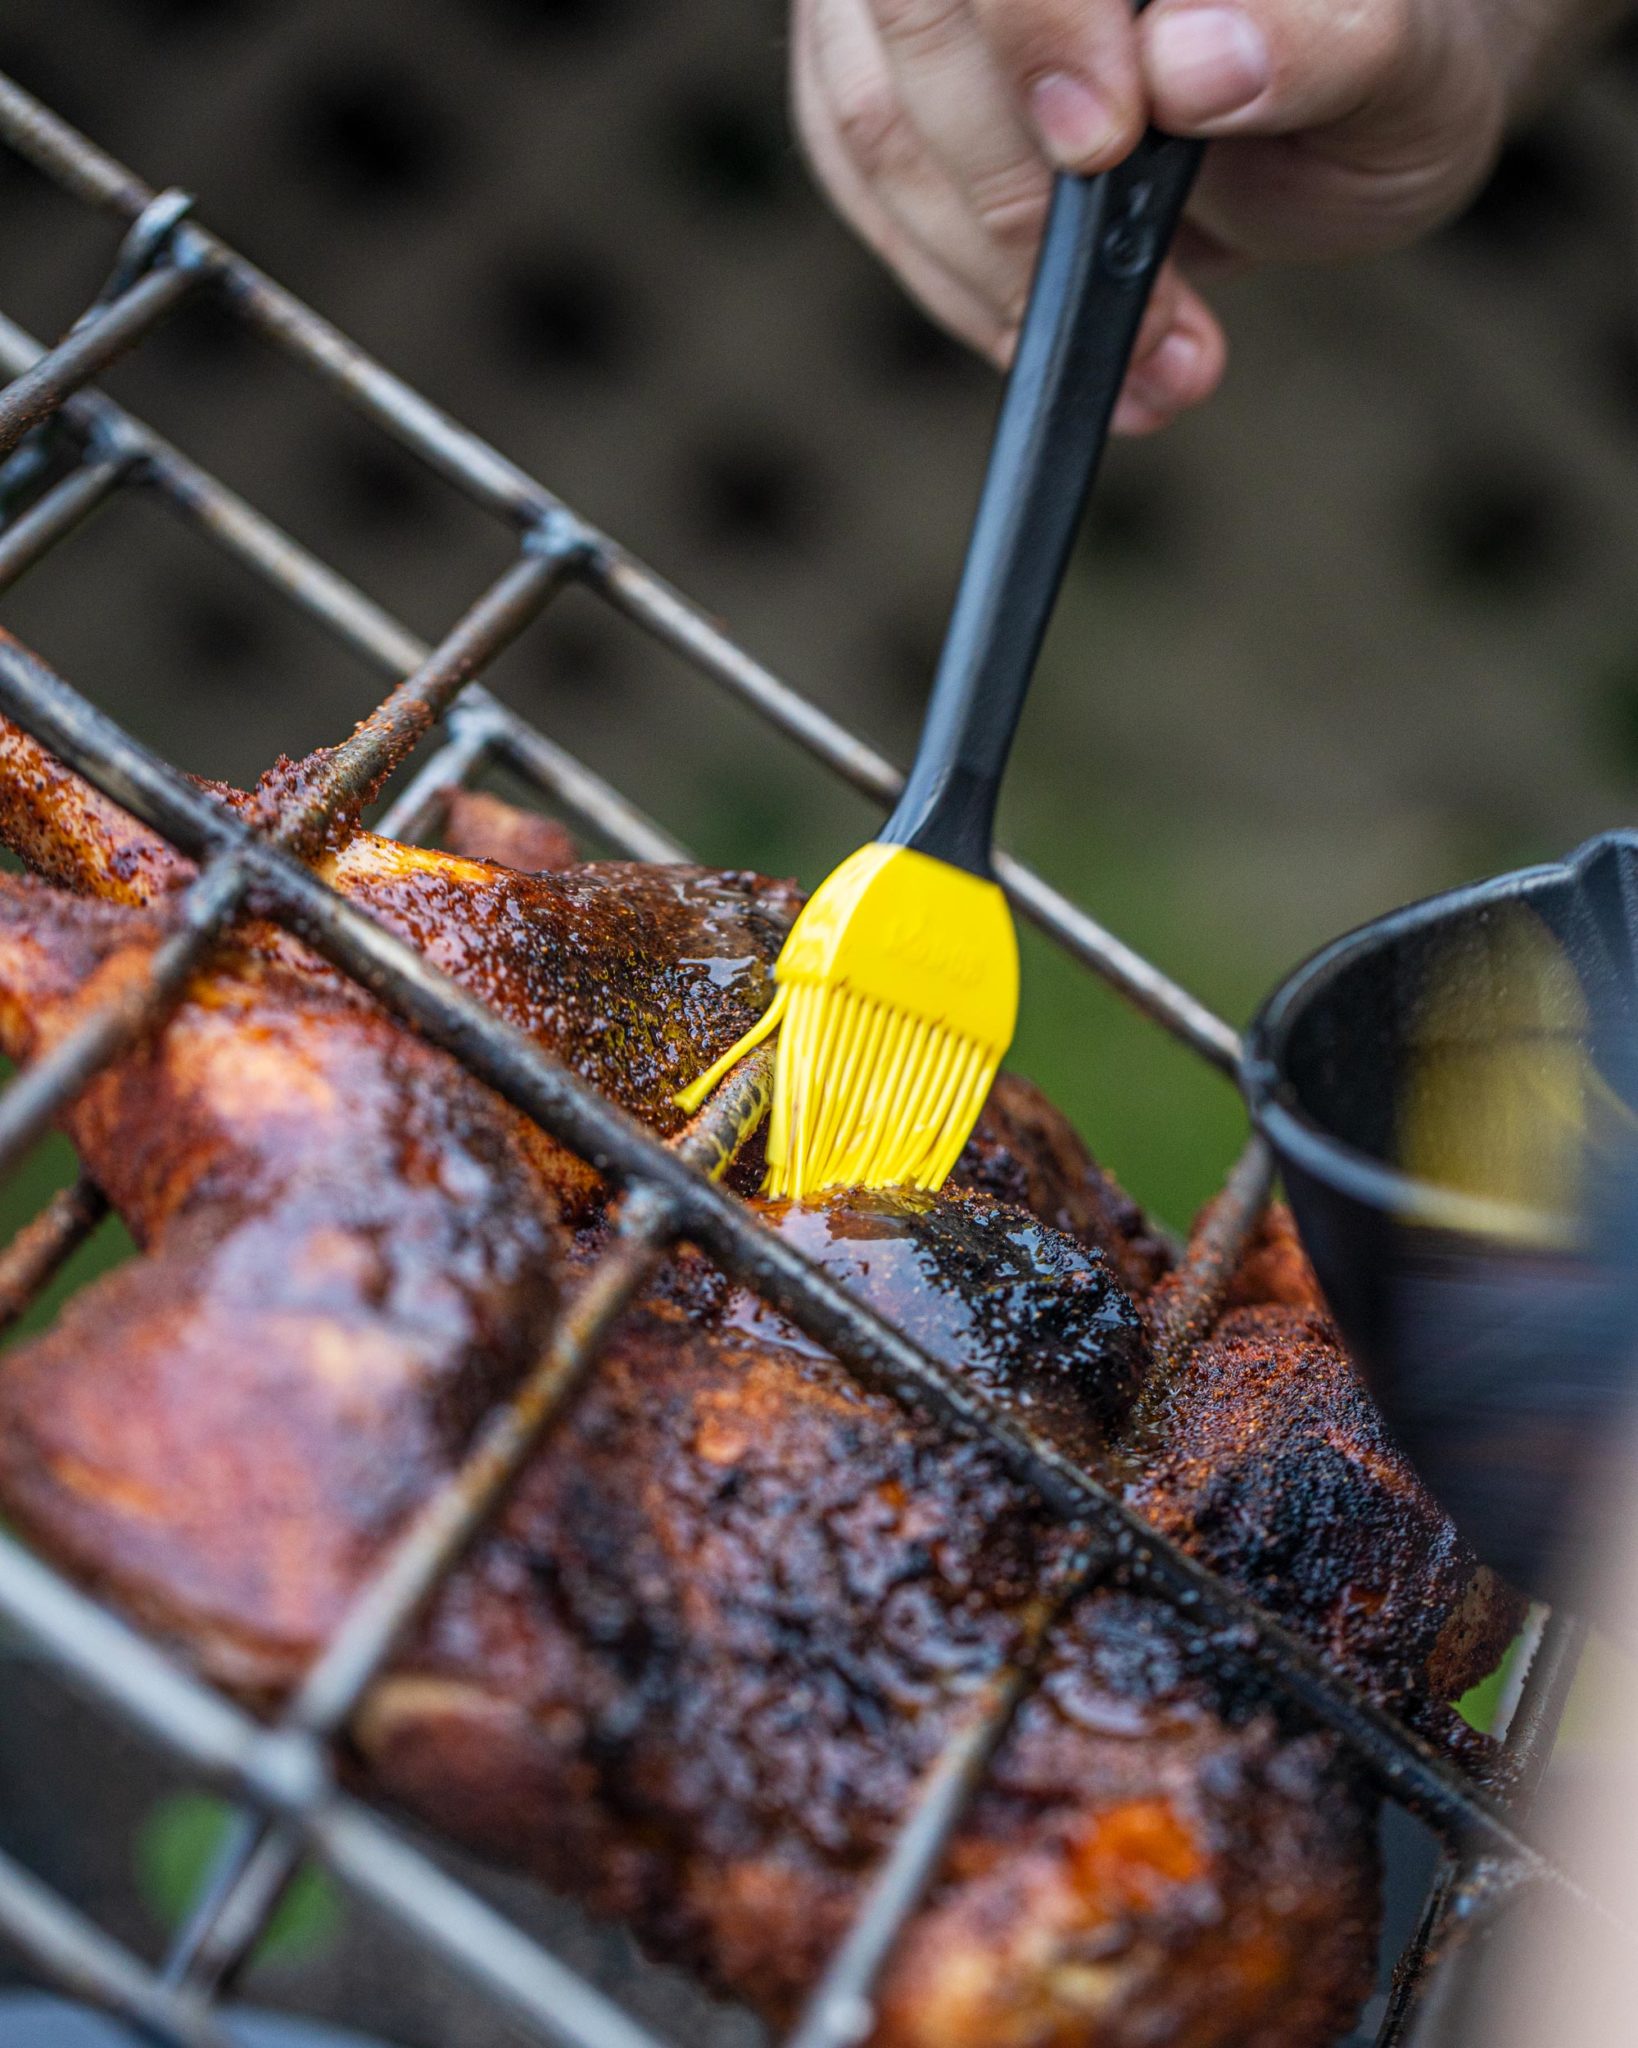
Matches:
[[869, 0, 970, 59], [1335, 0, 1416, 92], [833, 81, 921, 182], [970, 0, 1085, 78], [968, 166, 1050, 252]]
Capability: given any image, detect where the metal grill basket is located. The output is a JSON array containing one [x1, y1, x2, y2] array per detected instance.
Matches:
[[0, 69, 1607, 2048]]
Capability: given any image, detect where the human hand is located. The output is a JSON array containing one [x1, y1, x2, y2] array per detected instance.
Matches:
[[792, 0, 1615, 432]]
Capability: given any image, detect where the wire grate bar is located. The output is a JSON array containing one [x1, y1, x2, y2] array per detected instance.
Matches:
[[1374, 1608, 1591, 2048], [0, 263, 197, 465], [0, 429, 63, 523], [310, 1801, 668, 2048], [164, 1047, 771, 1995], [0, 454, 130, 593], [162, 1813, 297, 1999], [0, 1841, 231, 2048], [0, 73, 1239, 1067], [0, 550, 571, 1351], [0, 538, 570, 1325], [0, 306, 412, 673], [1148, 1133, 1275, 1372], [1500, 1611, 1589, 1804], [0, 72, 550, 526], [0, 851, 247, 1186], [485, 706, 687, 862], [156, 718, 705, 1991], [294, 1046, 768, 1741], [887, 1136, 1255, 2048], [0, 535, 568, 1183], [0, 59, 1598, 2048], [0, 1172, 105, 1334], [993, 846, 1241, 1068], [374, 708, 501, 844], [784, 1550, 1107, 2048], [0, 1524, 666, 2048], [272, 541, 575, 855], [0, 309, 692, 865], [0, 1526, 288, 1799], [163, 1219, 677, 1990], [0, 628, 1584, 1904], [595, 550, 1243, 1070]]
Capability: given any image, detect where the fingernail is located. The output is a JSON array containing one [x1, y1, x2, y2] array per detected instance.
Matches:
[[1147, 6, 1271, 124], [1111, 391, 1166, 437], [1150, 327, 1205, 390], [1126, 329, 1203, 414], [1028, 72, 1119, 169]]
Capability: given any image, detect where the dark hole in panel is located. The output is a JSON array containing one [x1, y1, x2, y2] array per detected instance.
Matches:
[[122, 0, 259, 29], [1442, 125, 1589, 259], [856, 277, 988, 389], [489, 250, 638, 377], [164, 578, 275, 676], [658, 83, 793, 214], [468, 0, 640, 43], [285, 63, 461, 208], [1079, 471, 1178, 567], [533, 605, 631, 701], [685, 430, 827, 550], [1605, 318, 1638, 433], [1418, 464, 1567, 595], [320, 425, 447, 538], [140, 289, 260, 381]]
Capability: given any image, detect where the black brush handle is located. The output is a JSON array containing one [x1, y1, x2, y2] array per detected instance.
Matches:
[[879, 132, 1203, 876]]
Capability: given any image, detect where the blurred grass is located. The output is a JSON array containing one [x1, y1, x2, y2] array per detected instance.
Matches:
[[1454, 1638, 1517, 1734], [0, 1119, 133, 1346], [135, 1791, 344, 1966]]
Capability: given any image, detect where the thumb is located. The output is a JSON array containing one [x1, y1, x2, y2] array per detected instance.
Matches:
[[1137, 0, 1493, 143], [1138, 0, 1508, 264]]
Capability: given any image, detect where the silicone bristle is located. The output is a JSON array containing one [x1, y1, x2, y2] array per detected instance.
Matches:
[[809, 991, 877, 1170], [765, 1001, 1003, 1197], [724, 841, 1019, 1199], [845, 1010, 913, 1175], [880, 1037, 934, 1181]]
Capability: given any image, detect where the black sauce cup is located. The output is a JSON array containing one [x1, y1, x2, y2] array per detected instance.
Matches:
[[1242, 831, 1638, 1600]]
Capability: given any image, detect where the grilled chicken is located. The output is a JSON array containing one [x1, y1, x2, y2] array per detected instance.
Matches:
[[0, 710, 799, 1215], [0, 719, 1517, 2043], [1132, 1204, 1519, 1751]]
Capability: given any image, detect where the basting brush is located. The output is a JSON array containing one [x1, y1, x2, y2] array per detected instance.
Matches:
[[679, 133, 1202, 1197]]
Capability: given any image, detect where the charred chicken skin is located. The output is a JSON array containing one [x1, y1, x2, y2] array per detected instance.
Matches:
[[0, 716, 1518, 2044]]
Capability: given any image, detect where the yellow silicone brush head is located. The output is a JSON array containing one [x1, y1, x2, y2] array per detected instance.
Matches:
[[676, 843, 1018, 1198]]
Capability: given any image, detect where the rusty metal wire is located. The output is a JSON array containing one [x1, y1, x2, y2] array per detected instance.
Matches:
[[0, 64, 1598, 2048]]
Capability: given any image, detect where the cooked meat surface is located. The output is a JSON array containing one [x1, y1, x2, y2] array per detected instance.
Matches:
[[652, 1185, 1150, 1468], [951, 1071, 1176, 1297], [0, 713, 800, 1168], [364, 1348, 1381, 2043], [0, 875, 565, 1686], [440, 787, 579, 873], [0, 730, 1509, 2044], [1127, 1297, 1520, 1751], [1214, 1202, 1329, 1317]]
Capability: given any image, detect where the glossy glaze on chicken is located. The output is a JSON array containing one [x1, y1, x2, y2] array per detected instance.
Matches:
[[0, 716, 1520, 2045]]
